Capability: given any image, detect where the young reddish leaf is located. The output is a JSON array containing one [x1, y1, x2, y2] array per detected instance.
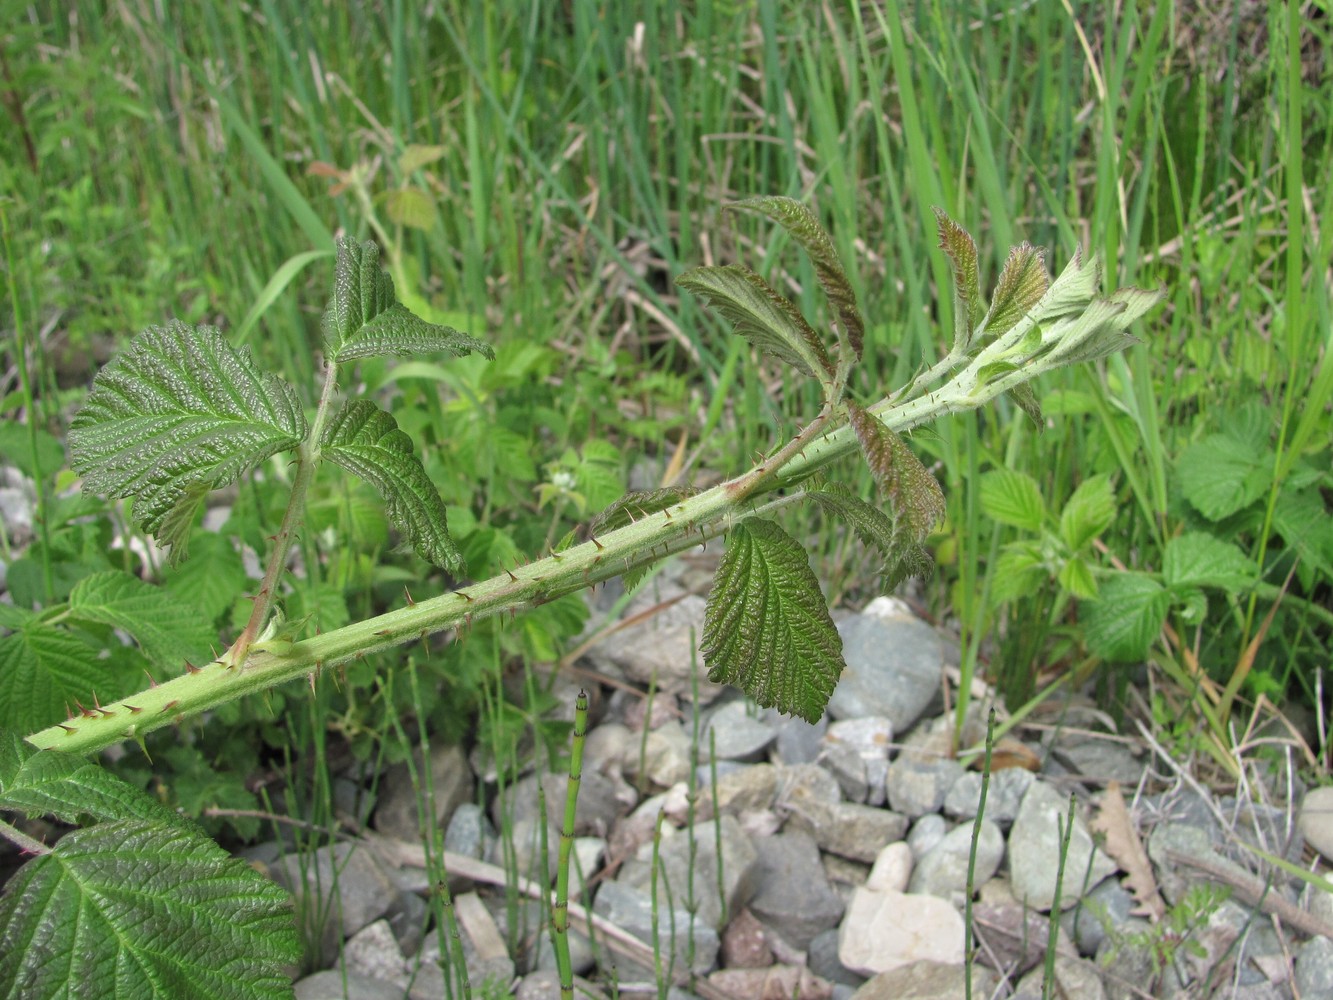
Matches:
[[731, 196, 865, 361], [934, 208, 984, 351], [982, 243, 1049, 338], [846, 402, 946, 543]]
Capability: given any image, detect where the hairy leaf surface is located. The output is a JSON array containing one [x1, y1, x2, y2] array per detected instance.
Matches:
[[591, 487, 699, 535], [68, 323, 307, 564], [701, 519, 844, 723], [847, 402, 946, 548], [321, 399, 462, 573], [323, 238, 493, 362], [1084, 574, 1169, 662], [677, 265, 834, 381], [934, 209, 984, 351], [0, 819, 300, 1000], [980, 468, 1046, 533], [68, 570, 216, 672], [0, 734, 181, 827], [981, 243, 1049, 338], [732, 196, 864, 360]]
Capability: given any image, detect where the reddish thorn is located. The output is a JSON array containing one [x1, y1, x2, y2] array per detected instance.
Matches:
[[550, 549, 562, 560], [506, 567, 518, 582], [126, 704, 142, 714], [144, 670, 158, 688], [161, 700, 179, 713], [458, 590, 473, 603], [403, 586, 415, 606], [375, 629, 392, 636], [591, 536, 605, 551], [58, 724, 77, 734], [185, 661, 201, 674]]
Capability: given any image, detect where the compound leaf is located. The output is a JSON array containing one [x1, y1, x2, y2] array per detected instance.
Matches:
[[591, 487, 699, 535], [1176, 433, 1272, 522], [1162, 533, 1258, 591], [677, 264, 834, 383], [321, 399, 462, 573], [0, 733, 181, 827], [1058, 475, 1115, 551], [0, 625, 102, 732], [0, 819, 300, 1000], [980, 468, 1046, 533], [934, 209, 984, 352], [68, 322, 307, 566], [980, 243, 1049, 338], [701, 518, 844, 723], [323, 238, 492, 363], [847, 402, 946, 547], [67, 570, 216, 672], [731, 196, 865, 360]]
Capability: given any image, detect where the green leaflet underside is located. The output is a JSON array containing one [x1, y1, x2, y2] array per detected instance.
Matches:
[[320, 399, 463, 573], [68, 323, 308, 565], [676, 264, 834, 382], [323, 238, 493, 363], [701, 518, 844, 724], [804, 483, 932, 589], [846, 402, 945, 579]]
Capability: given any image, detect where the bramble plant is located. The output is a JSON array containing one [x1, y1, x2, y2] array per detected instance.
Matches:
[[0, 200, 1160, 998]]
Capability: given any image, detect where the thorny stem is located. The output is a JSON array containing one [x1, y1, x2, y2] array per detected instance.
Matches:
[[25, 353, 1073, 756], [231, 356, 341, 666]]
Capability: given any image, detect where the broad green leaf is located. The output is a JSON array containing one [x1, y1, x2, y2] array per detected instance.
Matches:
[[0, 733, 181, 827], [1176, 434, 1272, 521], [68, 570, 216, 671], [1058, 555, 1099, 600], [701, 519, 844, 723], [979, 468, 1046, 532], [1272, 487, 1333, 589], [68, 322, 307, 565], [804, 483, 931, 587], [0, 422, 64, 481], [677, 264, 834, 381], [0, 819, 300, 1000], [384, 187, 438, 231], [731, 196, 865, 360], [591, 487, 699, 535], [933, 209, 984, 351], [1083, 574, 1169, 662], [161, 531, 249, 625], [321, 399, 463, 573], [988, 543, 1048, 606], [322, 238, 493, 363], [0, 625, 102, 731], [1059, 475, 1115, 551], [847, 402, 946, 544], [1162, 533, 1257, 591], [980, 243, 1049, 338]]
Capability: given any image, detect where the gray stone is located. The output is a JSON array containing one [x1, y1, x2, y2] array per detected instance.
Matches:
[[767, 707, 828, 764], [1016, 956, 1107, 1000], [583, 721, 633, 775], [514, 969, 605, 1000], [823, 717, 893, 806], [617, 815, 758, 931], [1063, 876, 1134, 957], [809, 928, 867, 988], [785, 797, 908, 864], [1295, 935, 1333, 997], [698, 762, 778, 818], [942, 767, 1034, 823], [907, 819, 1003, 900], [387, 890, 428, 957], [343, 919, 408, 986], [703, 699, 776, 760], [1053, 737, 1146, 787], [866, 841, 913, 893], [1298, 785, 1333, 864], [293, 971, 406, 1000], [777, 762, 844, 806], [444, 803, 494, 860], [822, 744, 871, 803], [885, 751, 965, 818], [1008, 781, 1117, 911], [749, 830, 846, 948], [1147, 822, 1251, 907], [591, 880, 720, 977], [827, 598, 942, 730], [586, 587, 724, 703], [272, 842, 401, 961], [333, 777, 376, 828], [486, 815, 558, 883], [847, 960, 997, 1000], [907, 814, 949, 859], [622, 720, 693, 789], [373, 743, 474, 842], [837, 887, 965, 976]]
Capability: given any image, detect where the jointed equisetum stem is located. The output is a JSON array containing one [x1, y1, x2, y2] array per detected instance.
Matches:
[[552, 689, 588, 1000]]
